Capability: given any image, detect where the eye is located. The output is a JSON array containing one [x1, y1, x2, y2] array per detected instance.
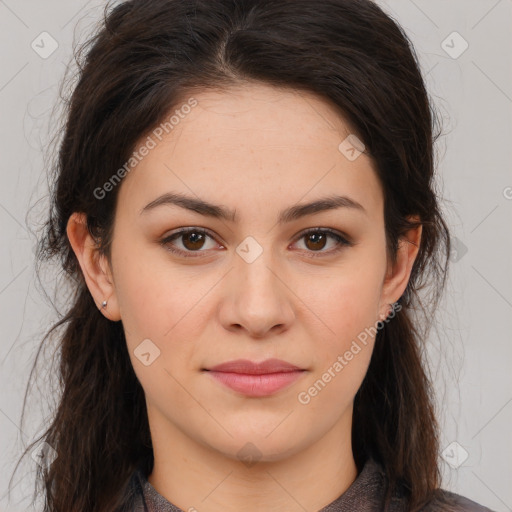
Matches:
[[292, 228, 353, 257], [160, 228, 223, 257], [160, 227, 353, 258]]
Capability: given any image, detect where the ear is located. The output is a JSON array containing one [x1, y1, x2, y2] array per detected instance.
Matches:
[[378, 215, 422, 320], [66, 212, 121, 321]]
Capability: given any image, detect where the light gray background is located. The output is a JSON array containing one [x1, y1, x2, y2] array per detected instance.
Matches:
[[0, 1, 511, 511]]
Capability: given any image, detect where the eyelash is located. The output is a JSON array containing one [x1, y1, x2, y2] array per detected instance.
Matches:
[[160, 227, 353, 259]]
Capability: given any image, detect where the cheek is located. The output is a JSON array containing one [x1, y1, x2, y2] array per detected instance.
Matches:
[[111, 238, 188, 335], [300, 260, 385, 347], [295, 275, 379, 414], [293, 253, 385, 402], [112, 243, 216, 375]]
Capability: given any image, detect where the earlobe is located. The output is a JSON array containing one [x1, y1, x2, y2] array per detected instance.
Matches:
[[66, 212, 121, 321]]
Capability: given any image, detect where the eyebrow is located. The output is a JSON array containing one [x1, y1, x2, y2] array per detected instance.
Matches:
[[140, 192, 367, 223]]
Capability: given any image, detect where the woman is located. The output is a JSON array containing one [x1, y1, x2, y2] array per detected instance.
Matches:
[[13, 0, 495, 511]]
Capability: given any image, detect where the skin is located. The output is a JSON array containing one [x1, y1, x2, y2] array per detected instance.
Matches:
[[67, 82, 421, 512]]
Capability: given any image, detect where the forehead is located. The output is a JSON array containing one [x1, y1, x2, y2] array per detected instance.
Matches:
[[174, 83, 357, 148], [116, 83, 384, 222]]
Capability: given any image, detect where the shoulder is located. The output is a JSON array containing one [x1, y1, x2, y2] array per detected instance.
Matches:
[[419, 488, 497, 512], [364, 459, 495, 512]]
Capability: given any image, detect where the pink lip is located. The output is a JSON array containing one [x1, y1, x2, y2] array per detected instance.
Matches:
[[203, 358, 306, 397]]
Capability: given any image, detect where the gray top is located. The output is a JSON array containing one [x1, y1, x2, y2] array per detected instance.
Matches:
[[124, 458, 495, 512]]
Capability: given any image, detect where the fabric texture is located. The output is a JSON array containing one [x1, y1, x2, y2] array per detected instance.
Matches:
[[123, 457, 495, 512]]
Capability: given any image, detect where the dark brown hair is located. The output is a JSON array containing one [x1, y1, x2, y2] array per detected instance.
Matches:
[[11, 0, 453, 510]]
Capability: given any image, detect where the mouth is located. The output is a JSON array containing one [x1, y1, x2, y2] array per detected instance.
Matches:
[[202, 358, 306, 397], [203, 358, 304, 374]]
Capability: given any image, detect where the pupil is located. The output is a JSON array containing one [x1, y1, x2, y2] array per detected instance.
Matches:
[[307, 233, 326, 250], [185, 232, 204, 249]]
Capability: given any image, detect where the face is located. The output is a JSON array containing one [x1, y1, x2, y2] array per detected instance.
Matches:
[[75, 83, 415, 463]]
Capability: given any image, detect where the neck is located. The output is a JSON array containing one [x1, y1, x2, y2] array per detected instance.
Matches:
[[147, 406, 358, 512]]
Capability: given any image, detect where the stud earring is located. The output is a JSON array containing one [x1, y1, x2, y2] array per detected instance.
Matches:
[[101, 300, 108, 309]]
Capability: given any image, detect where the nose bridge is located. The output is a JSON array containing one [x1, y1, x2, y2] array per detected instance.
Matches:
[[235, 234, 282, 301], [223, 234, 294, 335]]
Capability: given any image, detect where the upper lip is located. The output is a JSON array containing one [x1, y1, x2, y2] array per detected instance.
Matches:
[[205, 358, 303, 374]]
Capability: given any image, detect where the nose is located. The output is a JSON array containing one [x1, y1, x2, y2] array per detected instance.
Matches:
[[218, 248, 295, 339]]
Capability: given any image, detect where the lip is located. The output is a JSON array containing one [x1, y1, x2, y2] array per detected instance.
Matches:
[[203, 358, 306, 397], [206, 358, 303, 374]]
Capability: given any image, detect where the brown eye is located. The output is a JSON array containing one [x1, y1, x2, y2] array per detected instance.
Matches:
[[181, 231, 207, 250], [304, 232, 328, 251], [294, 228, 352, 257], [160, 227, 352, 259], [160, 228, 221, 257]]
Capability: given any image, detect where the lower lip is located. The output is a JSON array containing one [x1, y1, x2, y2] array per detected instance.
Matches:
[[206, 370, 305, 397]]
